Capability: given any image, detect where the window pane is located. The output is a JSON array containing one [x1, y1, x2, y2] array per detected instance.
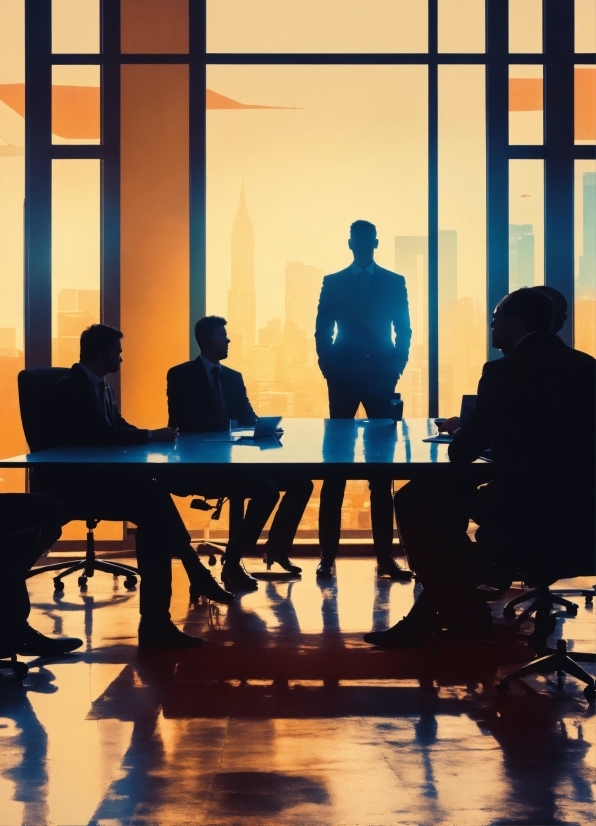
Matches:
[[207, 65, 427, 417], [121, 0, 189, 54], [207, 0, 428, 54], [438, 0, 485, 53], [438, 65, 486, 417], [52, 0, 99, 54], [52, 159, 100, 367], [0, 0, 26, 491], [575, 0, 596, 53], [509, 160, 544, 290], [575, 160, 596, 355], [509, 0, 542, 53], [509, 65, 543, 145], [575, 66, 596, 144], [207, 65, 427, 539], [52, 64, 100, 144]]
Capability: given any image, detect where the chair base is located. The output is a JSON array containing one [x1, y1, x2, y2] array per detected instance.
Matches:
[[27, 557, 138, 591], [496, 639, 596, 704], [25, 524, 138, 592]]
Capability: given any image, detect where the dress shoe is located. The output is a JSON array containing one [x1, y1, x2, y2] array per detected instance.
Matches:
[[221, 560, 259, 590], [376, 556, 413, 581], [316, 555, 335, 579], [363, 618, 431, 649], [17, 623, 83, 656], [189, 568, 235, 604], [265, 547, 302, 575], [138, 619, 203, 648]]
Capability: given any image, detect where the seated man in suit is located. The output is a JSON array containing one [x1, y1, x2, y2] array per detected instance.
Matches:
[[364, 288, 595, 647], [54, 324, 233, 649], [0, 492, 82, 657], [167, 315, 313, 591]]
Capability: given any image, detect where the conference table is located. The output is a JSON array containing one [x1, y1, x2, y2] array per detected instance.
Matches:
[[0, 418, 493, 484]]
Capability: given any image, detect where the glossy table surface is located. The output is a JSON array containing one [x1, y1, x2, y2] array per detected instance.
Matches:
[[0, 418, 492, 480]]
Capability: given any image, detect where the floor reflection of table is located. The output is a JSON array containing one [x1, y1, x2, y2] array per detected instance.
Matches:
[[0, 418, 493, 482]]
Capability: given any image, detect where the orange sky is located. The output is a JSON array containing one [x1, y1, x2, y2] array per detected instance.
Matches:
[[1, 71, 594, 141]]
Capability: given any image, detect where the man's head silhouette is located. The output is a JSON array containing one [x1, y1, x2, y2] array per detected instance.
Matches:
[[348, 220, 378, 268]]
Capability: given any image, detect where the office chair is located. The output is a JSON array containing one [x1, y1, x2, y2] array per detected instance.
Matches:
[[503, 583, 595, 630], [18, 368, 138, 593], [494, 545, 595, 704], [192, 493, 245, 566]]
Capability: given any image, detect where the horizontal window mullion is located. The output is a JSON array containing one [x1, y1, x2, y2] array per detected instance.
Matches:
[[51, 54, 103, 64], [509, 147, 546, 159], [51, 146, 104, 159]]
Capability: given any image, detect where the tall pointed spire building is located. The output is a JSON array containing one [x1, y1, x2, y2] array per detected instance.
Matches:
[[227, 184, 256, 370]]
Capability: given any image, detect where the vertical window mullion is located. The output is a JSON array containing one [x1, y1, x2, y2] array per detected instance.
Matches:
[[428, 0, 439, 417], [190, 0, 207, 359], [544, 0, 575, 346], [486, 0, 509, 360], [24, 0, 52, 367]]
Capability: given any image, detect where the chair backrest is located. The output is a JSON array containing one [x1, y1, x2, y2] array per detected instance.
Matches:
[[18, 367, 69, 453]]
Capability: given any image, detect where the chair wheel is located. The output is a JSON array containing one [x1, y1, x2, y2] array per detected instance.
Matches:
[[78, 575, 87, 588], [13, 661, 28, 680], [503, 605, 516, 619], [124, 576, 137, 590], [535, 614, 557, 637], [54, 579, 64, 592], [495, 680, 509, 695], [566, 604, 578, 616], [208, 555, 217, 566], [585, 595, 593, 605], [584, 684, 596, 704]]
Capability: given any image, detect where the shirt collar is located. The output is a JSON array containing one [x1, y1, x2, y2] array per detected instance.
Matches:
[[199, 354, 219, 373], [350, 261, 375, 275], [511, 330, 541, 352]]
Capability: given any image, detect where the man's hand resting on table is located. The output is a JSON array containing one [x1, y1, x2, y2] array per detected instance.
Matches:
[[437, 417, 461, 435], [149, 427, 178, 442]]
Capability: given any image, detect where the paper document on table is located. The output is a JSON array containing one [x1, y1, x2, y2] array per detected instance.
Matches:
[[423, 434, 454, 443]]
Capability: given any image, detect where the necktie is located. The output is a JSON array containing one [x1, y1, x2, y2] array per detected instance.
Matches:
[[98, 380, 113, 425], [211, 366, 226, 417]]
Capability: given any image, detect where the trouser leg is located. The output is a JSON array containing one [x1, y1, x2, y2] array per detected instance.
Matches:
[[224, 476, 279, 563], [369, 477, 394, 559], [0, 494, 63, 651], [394, 479, 484, 627], [319, 377, 360, 557], [267, 478, 313, 551], [319, 478, 346, 558]]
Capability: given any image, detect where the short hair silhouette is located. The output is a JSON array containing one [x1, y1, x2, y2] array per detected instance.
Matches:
[[194, 315, 227, 350], [350, 220, 377, 237], [80, 324, 123, 362], [501, 287, 554, 332], [532, 285, 568, 333]]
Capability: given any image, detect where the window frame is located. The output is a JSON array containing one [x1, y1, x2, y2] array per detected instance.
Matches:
[[23, 0, 596, 416]]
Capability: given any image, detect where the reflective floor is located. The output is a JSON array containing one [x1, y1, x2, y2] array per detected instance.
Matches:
[[1, 557, 595, 826]]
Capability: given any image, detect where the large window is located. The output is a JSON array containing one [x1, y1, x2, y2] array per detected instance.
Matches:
[[0, 0, 594, 540]]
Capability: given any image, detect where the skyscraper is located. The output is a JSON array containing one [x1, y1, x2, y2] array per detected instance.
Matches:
[[509, 224, 535, 290], [285, 261, 324, 336], [578, 171, 596, 295], [227, 184, 256, 369]]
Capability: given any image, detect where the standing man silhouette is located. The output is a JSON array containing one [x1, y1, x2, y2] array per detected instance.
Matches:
[[315, 220, 413, 579]]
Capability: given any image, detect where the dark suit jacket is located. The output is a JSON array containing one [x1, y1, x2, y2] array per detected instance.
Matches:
[[55, 363, 149, 447], [167, 358, 257, 432], [315, 264, 412, 379], [449, 331, 595, 553]]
